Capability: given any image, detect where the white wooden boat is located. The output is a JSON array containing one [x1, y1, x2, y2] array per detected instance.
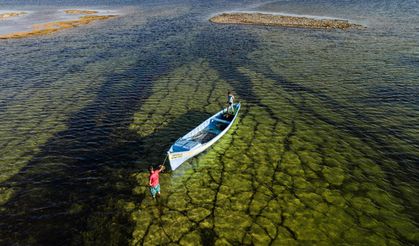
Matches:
[[168, 103, 241, 170]]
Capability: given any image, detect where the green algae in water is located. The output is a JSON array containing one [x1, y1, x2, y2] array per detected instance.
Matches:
[[127, 60, 418, 244], [1, 2, 418, 244]]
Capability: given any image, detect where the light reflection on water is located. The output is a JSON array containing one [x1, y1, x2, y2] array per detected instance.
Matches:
[[0, 0, 418, 244]]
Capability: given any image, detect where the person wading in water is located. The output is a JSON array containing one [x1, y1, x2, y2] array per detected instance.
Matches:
[[148, 165, 165, 199], [227, 91, 235, 115]]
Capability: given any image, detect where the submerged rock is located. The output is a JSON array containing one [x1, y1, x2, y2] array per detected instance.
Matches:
[[125, 62, 418, 245], [322, 166, 345, 186]]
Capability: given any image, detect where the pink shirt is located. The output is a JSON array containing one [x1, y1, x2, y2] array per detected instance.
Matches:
[[149, 170, 161, 187]]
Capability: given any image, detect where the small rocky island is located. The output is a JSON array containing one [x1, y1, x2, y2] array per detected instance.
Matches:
[[0, 10, 117, 39], [0, 12, 27, 20], [210, 12, 364, 30]]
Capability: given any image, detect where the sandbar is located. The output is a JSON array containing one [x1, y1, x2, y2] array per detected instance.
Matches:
[[0, 12, 27, 20], [0, 11, 117, 39], [64, 10, 98, 15], [210, 12, 364, 30]]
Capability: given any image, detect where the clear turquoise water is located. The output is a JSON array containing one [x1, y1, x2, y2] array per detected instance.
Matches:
[[0, 0, 418, 244]]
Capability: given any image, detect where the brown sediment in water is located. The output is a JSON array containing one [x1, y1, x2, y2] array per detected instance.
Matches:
[[0, 15, 117, 39], [0, 12, 27, 20], [210, 12, 365, 30], [64, 10, 99, 15]]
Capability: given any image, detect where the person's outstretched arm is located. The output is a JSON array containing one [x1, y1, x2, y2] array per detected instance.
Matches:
[[159, 165, 165, 172]]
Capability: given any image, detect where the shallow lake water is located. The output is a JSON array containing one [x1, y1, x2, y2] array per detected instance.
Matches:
[[0, 0, 418, 245]]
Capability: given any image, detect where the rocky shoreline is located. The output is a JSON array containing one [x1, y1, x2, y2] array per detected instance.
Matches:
[[0, 12, 27, 20], [210, 12, 364, 30], [0, 10, 117, 39]]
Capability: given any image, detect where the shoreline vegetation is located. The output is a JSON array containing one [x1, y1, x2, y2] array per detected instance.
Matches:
[[0, 12, 27, 20], [0, 10, 117, 39], [210, 12, 365, 30]]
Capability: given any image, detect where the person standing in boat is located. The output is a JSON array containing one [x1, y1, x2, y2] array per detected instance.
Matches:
[[148, 164, 165, 199], [227, 91, 235, 114]]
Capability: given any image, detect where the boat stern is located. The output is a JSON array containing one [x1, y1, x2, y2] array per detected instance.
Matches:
[[168, 151, 190, 171]]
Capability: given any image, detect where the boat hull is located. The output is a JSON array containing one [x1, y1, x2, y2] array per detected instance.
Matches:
[[168, 103, 241, 170]]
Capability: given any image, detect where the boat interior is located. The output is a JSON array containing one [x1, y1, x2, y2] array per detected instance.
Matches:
[[172, 111, 235, 152]]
